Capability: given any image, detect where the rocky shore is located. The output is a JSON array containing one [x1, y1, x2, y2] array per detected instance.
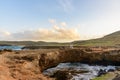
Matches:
[[0, 48, 120, 80]]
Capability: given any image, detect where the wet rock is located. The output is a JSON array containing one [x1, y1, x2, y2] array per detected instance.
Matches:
[[52, 70, 70, 80], [108, 69, 115, 72], [0, 49, 13, 53], [3, 49, 13, 52], [97, 69, 107, 77], [51, 69, 88, 80], [116, 67, 120, 71]]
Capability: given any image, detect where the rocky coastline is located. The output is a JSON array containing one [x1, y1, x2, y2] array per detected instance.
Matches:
[[0, 47, 120, 80]]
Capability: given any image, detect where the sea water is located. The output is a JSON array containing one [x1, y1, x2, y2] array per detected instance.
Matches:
[[0, 46, 23, 50], [43, 63, 116, 80]]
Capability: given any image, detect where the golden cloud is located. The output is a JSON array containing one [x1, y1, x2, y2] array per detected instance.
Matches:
[[0, 20, 80, 42], [12, 26, 80, 42]]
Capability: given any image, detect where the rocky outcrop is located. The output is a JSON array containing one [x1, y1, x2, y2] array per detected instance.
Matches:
[[50, 69, 88, 80], [0, 49, 54, 80], [0, 48, 120, 80], [39, 49, 120, 71]]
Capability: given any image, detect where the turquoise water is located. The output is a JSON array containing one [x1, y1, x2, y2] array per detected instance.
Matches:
[[0, 46, 23, 50]]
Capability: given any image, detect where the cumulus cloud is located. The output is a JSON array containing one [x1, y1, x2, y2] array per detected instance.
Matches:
[[0, 20, 80, 42], [11, 27, 79, 42]]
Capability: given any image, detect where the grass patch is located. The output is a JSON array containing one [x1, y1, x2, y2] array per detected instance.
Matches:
[[92, 73, 114, 80]]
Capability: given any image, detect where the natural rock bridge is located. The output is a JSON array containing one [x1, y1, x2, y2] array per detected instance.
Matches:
[[39, 48, 120, 71]]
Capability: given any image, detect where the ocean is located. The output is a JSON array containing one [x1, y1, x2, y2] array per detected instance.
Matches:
[[0, 45, 23, 50]]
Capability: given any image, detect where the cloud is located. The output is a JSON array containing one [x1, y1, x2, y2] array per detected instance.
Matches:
[[58, 0, 74, 12], [60, 22, 67, 27], [11, 27, 79, 42], [0, 20, 80, 42], [48, 19, 56, 24], [0, 30, 10, 37], [0, 30, 11, 40]]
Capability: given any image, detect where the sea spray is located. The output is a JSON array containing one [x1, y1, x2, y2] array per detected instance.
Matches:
[[43, 63, 116, 80]]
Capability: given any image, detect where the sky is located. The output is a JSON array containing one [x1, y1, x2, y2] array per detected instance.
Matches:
[[0, 0, 120, 42]]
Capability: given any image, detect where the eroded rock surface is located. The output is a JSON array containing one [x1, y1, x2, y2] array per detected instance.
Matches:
[[0, 49, 54, 80], [0, 48, 120, 80], [39, 49, 120, 71]]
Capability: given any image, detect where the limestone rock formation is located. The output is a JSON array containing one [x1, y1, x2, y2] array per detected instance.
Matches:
[[0, 48, 120, 80], [39, 49, 120, 71]]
